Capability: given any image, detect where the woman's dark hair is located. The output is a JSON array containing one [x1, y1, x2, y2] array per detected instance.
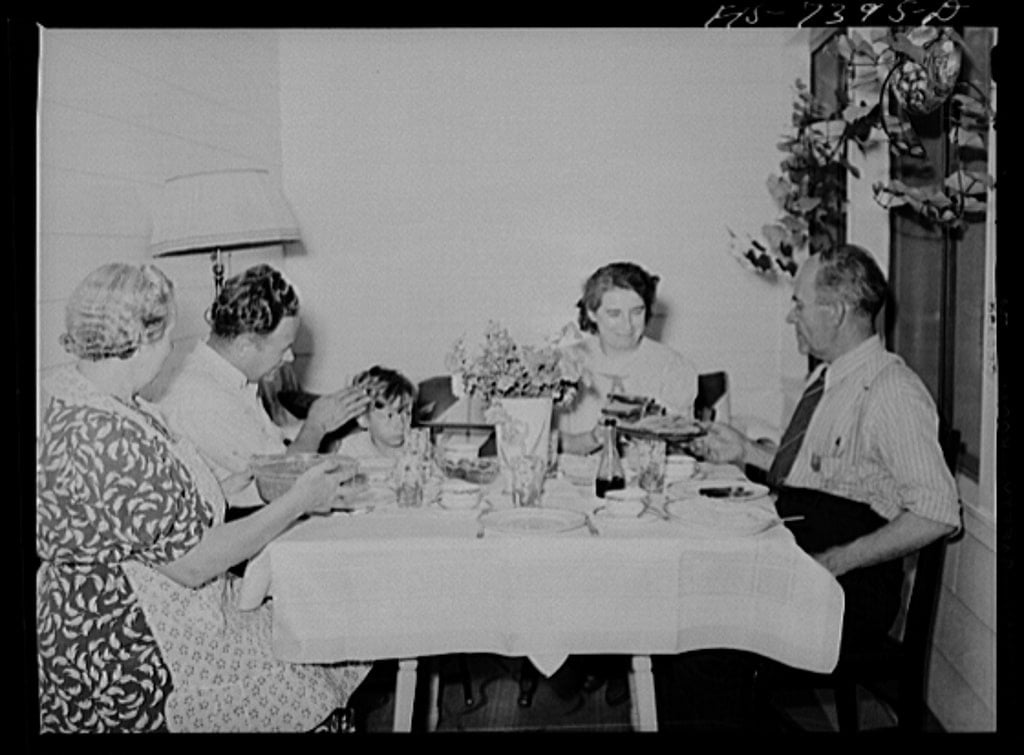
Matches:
[[576, 261, 660, 334], [355, 365, 416, 406], [207, 264, 299, 338], [814, 244, 889, 320]]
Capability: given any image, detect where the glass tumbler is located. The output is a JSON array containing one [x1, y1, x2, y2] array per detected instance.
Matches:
[[396, 479, 423, 508], [634, 437, 668, 495], [508, 454, 547, 507]]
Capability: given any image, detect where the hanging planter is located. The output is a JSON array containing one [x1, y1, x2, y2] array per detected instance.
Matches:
[[728, 26, 994, 278], [887, 29, 963, 116]]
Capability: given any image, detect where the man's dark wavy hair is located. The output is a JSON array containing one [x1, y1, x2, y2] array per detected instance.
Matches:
[[207, 264, 299, 338]]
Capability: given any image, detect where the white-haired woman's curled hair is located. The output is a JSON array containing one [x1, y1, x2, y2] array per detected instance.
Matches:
[[59, 263, 175, 361]]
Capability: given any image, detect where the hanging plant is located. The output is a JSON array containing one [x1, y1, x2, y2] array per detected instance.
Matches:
[[729, 78, 858, 279], [730, 26, 995, 279]]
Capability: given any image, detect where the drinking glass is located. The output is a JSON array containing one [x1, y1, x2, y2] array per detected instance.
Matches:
[[634, 437, 668, 495], [508, 454, 547, 507], [396, 479, 424, 508], [393, 432, 432, 508]]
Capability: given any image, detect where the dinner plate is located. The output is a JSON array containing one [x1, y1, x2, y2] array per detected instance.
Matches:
[[308, 494, 378, 517], [666, 478, 769, 502], [593, 504, 648, 520], [478, 507, 586, 535], [664, 498, 778, 537]]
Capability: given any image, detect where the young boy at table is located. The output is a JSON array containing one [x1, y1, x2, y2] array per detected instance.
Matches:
[[329, 365, 416, 461]]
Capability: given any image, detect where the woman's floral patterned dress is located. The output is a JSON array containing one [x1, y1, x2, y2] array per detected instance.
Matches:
[[37, 368, 369, 732]]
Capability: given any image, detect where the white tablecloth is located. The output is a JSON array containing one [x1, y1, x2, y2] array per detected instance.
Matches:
[[238, 470, 844, 677]]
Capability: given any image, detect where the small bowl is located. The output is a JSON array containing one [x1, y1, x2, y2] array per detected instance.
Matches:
[[665, 454, 697, 481], [557, 454, 598, 485], [438, 480, 483, 510], [600, 488, 647, 518]]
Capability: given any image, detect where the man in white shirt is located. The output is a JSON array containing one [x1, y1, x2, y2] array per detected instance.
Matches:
[[697, 244, 959, 648], [160, 264, 375, 510], [664, 244, 960, 731]]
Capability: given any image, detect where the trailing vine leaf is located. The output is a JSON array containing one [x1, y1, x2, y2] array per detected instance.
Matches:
[[962, 197, 987, 214], [953, 129, 985, 149], [945, 170, 992, 195], [793, 196, 821, 213], [729, 26, 993, 280], [891, 32, 929, 63]]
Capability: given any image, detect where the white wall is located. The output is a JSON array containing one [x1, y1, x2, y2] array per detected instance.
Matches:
[[37, 28, 289, 412], [277, 28, 810, 432]]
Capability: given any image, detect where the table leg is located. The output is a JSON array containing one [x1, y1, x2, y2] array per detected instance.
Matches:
[[629, 655, 658, 732], [426, 659, 441, 732], [393, 658, 418, 732]]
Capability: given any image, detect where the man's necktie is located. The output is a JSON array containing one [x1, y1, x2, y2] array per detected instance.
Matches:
[[767, 367, 826, 488]]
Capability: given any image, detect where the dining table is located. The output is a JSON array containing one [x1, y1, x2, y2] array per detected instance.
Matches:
[[237, 455, 845, 732]]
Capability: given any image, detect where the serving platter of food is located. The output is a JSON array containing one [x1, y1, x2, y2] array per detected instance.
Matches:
[[616, 413, 706, 442], [601, 393, 665, 423]]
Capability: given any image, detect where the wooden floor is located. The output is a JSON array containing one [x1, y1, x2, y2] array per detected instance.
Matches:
[[351, 654, 945, 734]]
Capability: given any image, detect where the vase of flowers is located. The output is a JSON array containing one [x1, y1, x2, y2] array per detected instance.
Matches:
[[446, 321, 582, 478]]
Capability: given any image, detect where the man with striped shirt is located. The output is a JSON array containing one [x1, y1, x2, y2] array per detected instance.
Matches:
[[697, 243, 960, 655]]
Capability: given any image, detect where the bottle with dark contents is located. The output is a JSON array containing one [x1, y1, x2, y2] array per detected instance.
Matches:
[[595, 417, 626, 498]]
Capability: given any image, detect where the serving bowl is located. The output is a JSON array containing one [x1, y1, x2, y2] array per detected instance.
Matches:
[[440, 455, 500, 485], [251, 452, 359, 502]]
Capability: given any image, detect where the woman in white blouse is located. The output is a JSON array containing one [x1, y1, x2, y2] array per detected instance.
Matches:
[[558, 261, 699, 455]]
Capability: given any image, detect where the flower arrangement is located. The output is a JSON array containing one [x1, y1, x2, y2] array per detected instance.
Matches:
[[445, 320, 582, 407]]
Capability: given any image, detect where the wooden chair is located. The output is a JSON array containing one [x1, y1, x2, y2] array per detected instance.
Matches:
[[411, 376, 478, 713], [414, 374, 459, 426], [755, 428, 961, 732], [694, 371, 729, 422], [269, 370, 456, 426]]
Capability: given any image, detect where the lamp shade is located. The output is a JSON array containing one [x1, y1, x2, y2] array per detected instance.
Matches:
[[149, 168, 301, 257]]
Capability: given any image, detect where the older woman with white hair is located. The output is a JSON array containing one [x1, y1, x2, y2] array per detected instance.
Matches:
[[36, 263, 368, 733]]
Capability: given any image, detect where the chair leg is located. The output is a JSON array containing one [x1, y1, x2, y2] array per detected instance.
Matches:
[[458, 655, 475, 708], [518, 658, 540, 707], [895, 673, 926, 731], [834, 681, 860, 733]]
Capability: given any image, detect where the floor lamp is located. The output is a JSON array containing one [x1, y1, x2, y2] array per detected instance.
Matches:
[[148, 168, 301, 295], [149, 167, 304, 425]]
